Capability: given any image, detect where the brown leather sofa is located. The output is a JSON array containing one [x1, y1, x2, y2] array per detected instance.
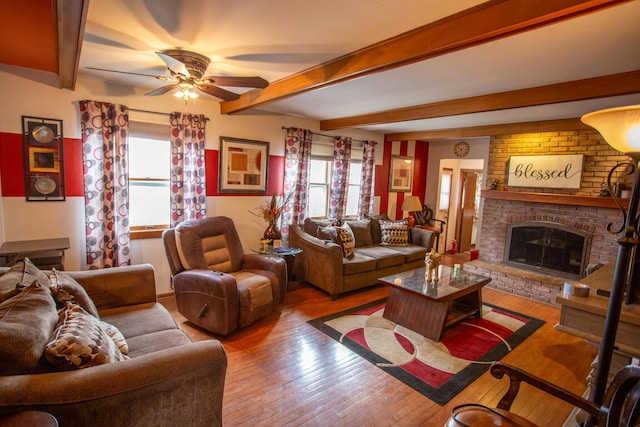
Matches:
[[289, 216, 436, 300], [163, 216, 287, 335], [0, 263, 227, 427]]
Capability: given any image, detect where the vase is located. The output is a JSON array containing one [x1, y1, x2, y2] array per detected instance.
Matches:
[[263, 222, 281, 245]]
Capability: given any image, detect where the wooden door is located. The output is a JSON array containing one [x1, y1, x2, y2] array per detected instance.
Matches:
[[437, 168, 453, 253], [456, 170, 479, 252]]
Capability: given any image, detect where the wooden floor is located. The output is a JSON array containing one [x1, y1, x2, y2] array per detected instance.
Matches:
[[159, 279, 597, 427]]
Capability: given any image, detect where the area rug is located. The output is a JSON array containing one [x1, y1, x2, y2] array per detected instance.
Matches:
[[308, 299, 544, 405]]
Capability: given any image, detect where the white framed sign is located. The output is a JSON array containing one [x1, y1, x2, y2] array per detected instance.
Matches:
[[507, 154, 584, 189]]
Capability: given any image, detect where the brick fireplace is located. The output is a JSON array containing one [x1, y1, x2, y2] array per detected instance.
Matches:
[[463, 128, 627, 304]]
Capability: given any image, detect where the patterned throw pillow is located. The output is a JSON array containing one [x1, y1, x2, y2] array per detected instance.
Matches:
[[335, 223, 356, 258], [380, 219, 409, 246], [49, 269, 100, 318], [367, 214, 390, 244], [45, 302, 129, 370]]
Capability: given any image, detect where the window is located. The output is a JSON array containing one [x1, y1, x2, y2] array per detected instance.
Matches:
[[307, 157, 362, 218], [308, 158, 330, 217], [346, 162, 362, 215], [128, 120, 171, 234], [129, 137, 170, 229]]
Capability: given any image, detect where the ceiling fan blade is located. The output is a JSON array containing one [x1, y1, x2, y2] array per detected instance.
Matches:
[[86, 67, 172, 81], [197, 84, 240, 101], [145, 84, 179, 96], [156, 52, 190, 77], [202, 76, 269, 89]]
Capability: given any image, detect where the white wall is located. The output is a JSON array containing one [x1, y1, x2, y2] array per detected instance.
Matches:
[[0, 65, 383, 294], [425, 138, 489, 253]]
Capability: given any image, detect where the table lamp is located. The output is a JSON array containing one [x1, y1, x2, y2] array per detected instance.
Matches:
[[581, 104, 640, 420], [401, 195, 423, 227]]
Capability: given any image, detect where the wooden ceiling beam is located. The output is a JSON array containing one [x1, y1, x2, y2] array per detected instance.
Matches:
[[220, 0, 629, 115], [385, 118, 591, 141], [321, 70, 640, 130], [55, 0, 89, 90]]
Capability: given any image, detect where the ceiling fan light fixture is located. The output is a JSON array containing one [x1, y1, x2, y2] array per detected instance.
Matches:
[[174, 86, 199, 104]]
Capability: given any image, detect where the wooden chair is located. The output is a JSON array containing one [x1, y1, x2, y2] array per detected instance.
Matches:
[[446, 362, 640, 427], [414, 206, 445, 250]]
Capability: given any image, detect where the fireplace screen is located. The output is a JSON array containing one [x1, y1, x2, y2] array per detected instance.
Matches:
[[505, 222, 592, 279]]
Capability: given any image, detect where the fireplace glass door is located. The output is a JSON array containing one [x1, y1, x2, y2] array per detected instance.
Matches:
[[505, 222, 592, 279]]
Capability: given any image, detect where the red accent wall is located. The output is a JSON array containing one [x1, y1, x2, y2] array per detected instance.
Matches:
[[206, 149, 283, 196], [205, 149, 218, 196], [1, 130, 424, 210], [377, 139, 430, 218], [376, 142, 392, 210], [413, 140, 429, 202], [2, 131, 284, 199], [0, 132, 83, 197], [395, 141, 409, 219]]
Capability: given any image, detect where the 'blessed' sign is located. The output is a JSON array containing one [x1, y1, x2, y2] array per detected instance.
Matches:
[[507, 154, 584, 189]]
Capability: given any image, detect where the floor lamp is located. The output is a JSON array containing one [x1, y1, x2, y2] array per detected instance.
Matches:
[[581, 105, 640, 420]]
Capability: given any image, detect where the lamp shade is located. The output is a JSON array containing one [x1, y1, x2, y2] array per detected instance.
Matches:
[[581, 105, 640, 153], [401, 195, 422, 212]]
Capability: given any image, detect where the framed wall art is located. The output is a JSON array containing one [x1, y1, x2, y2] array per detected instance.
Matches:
[[22, 116, 65, 201], [218, 136, 269, 194], [507, 154, 584, 189], [389, 155, 413, 192]]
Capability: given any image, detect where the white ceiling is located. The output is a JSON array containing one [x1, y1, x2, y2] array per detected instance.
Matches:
[[79, 0, 640, 136]]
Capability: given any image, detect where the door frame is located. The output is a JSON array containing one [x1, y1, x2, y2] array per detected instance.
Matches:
[[455, 169, 482, 252]]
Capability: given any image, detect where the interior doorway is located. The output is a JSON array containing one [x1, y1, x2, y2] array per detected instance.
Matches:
[[455, 169, 482, 252], [436, 168, 453, 254]]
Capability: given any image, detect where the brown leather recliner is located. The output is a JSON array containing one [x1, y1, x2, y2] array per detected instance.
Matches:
[[163, 216, 287, 335]]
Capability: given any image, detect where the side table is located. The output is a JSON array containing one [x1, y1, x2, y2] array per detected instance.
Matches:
[[0, 237, 70, 270], [250, 246, 302, 288]]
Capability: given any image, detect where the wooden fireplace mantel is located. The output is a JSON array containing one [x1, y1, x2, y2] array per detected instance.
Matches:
[[481, 190, 628, 209]]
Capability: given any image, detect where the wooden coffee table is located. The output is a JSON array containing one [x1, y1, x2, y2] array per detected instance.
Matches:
[[378, 265, 491, 341]]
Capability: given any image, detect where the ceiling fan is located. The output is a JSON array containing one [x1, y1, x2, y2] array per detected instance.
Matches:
[[86, 49, 269, 102]]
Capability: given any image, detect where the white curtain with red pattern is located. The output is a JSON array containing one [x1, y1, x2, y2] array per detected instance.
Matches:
[[358, 140, 376, 218], [79, 100, 131, 269], [169, 112, 207, 227], [282, 127, 312, 243], [328, 137, 352, 220]]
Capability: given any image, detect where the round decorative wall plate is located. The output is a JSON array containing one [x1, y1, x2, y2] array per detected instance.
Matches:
[[34, 176, 57, 195], [32, 125, 55, 144]]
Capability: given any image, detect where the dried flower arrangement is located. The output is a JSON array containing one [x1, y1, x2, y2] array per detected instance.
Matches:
[[249, 192, 293, 225]]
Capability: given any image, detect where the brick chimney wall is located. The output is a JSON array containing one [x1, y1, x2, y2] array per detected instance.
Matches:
[[468, 128, 628, 303], [486, 129, 628, 196]]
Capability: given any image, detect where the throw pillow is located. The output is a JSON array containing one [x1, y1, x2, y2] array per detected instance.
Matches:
[[49, 269, 100, 318], [335, 223, 356, 259], [102, 320, 129, 355], [45, 302, 129, 371], [0, 281, 59, 375], [0, 258, 50, 303], [367, 214, 390, 245], [346, 219, 373, 247], [380, 219, 409, 246], [317, 225, 337, 242], [304, 218, 332, 237], [0, 265, 24, 304]]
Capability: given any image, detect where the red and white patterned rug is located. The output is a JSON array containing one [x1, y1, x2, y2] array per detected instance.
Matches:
[[308, 299, 544, 405]]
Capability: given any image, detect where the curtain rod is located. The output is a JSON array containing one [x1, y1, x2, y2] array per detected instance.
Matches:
[[129, 108, 210, 121], [281, 126, 371, 144]]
